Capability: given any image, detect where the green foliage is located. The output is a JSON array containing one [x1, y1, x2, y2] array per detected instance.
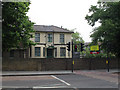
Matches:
[[85, 2, 120, 57], [71, 30, 84, 44], [82, 45, 116, 58], [2, 2, 35, 51], [71, 30, 84, 52]]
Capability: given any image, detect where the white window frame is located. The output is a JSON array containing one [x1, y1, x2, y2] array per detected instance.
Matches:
[[60, 47, 66, 57], [48, 33, 53, 42], [60, 34, 64, 43], [35, 47, 41, 56], [35, 33, 40, 42]]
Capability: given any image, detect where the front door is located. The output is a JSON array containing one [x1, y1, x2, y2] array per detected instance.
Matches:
[[47, 49, 53, 58]]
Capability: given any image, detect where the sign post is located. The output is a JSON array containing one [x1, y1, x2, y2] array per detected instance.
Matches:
[[106, 51, 109, 72], [90, 45, 99, 70], [106, 60, 109, 72]]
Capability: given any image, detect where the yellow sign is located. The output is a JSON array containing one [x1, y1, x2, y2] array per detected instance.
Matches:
[[90, 45, 99, 51], [106, 60, 108, 64], [73, 60, 74, 65]]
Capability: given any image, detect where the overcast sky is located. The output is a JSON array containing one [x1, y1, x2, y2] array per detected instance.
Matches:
[[27, 0, 99, 42]]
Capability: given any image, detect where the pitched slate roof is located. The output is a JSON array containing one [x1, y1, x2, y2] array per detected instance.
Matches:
[[34, 25, 74, 33]]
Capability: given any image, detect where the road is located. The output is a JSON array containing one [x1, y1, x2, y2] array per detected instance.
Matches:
[[2, 71, 119, 90]]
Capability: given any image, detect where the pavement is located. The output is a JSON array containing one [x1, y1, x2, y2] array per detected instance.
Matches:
[[1, 69, 119, 76], [74, 69, 119, 84], [1, 70, 73, 76]]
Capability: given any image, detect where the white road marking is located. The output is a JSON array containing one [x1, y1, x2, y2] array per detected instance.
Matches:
[[33, 83, 68, 88], [51, 75, 71, 86], [33, 86, 58, 88], [33, 86, 67, 89]]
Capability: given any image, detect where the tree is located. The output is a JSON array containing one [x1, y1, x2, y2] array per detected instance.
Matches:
[[85, 2, 120, 57], [72, 30, 84, 44], [2, 2, 35, 51], [71, 30, 84, 53]]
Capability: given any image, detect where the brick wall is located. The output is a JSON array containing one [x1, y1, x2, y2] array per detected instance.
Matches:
[[2, 58, 119, 71]]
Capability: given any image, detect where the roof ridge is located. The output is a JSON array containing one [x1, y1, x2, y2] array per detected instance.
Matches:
[[52, 25, 71, 31], [34, 25, 74, 33]]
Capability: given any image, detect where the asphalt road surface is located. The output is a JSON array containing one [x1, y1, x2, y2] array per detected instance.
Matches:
[[2, 73, 119, 90]]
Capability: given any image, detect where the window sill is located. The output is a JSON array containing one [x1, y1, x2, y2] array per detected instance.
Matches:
[[60, 56, 66, 58], [60, 42, 65, 44]]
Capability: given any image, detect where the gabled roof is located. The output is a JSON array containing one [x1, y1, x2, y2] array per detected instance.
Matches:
[[34, 25, 74, 33]]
